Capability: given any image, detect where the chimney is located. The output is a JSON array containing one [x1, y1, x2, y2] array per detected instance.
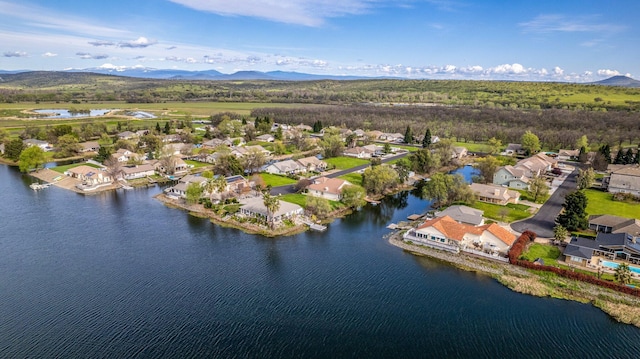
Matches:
[[324, 187, 329, 191], [494, 189, 500, 196]]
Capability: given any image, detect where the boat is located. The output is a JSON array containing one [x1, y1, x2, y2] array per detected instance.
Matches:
[[30, 183, 51, 190]]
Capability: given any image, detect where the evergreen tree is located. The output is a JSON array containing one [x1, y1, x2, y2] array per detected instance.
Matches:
[[613, 148, 625, 164], [155, 122, 161, 133], [422, 128, 432, 148], [163, 122, 171, 135], [404, 125, 413, 144], [556, 190, 588, 231], [623, 148, 634, 164], [599, 144, 611, 164]]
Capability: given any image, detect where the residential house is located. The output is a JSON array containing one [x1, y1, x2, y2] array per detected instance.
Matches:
[[295, 124, 313, 132], [231, 145, 271, 158], [65, 165, 112, 186], [493, 166, 530, 189], [23, 139, 52, 152], [111, 148, 143, 163], [117, 131, 136, 140], [152, 156, 189, 176], [452, 146, 468, 159], [557, 149, 580, 161], [239, 197, 303, 223], [264, 159, 306, 176], [493, 153, 556, 189], [470, 183, 521, 205], [307, 177, 352, 201], [354, 129, 366, 138], [589, 215, 640, 236], [366, 130, 384, 141], [602, 165, 640, 196], [135, 130, 150, 137], [564, 232, 640, 267], [202, 138, 233, 148], [256, 134, 275, 142], [380, 133, 404, 143], [120, 163, 156, 180], [502, 143, 525, 156], [163, 143, 194, 157], [162, 134, 182, 143], [165, 174, 208, 198], [402, 215, 516, 255], [225, 175, 253, 195], [343, 146, 370, 159], [296, 156, 327, 172], [362, 144, 384, 157], [79, 141, 100, 153], [434, 205, 484, 226]]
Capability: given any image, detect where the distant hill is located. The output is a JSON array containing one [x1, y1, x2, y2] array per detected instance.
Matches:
[[591, 75, 640, 88]]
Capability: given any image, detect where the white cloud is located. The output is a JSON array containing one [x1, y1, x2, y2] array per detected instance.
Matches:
[[553, 66, 564, 75], [597, 69, 620, 77], [119, 37, 157, 48], [489, 63, 527, 74], [89, 40, 116, 47], [168, 0, 378, 26], [519, 14, 626, 34], [76, 52, 109, 60], [3, 51, 27, 57], [42, 52, 58, 57]]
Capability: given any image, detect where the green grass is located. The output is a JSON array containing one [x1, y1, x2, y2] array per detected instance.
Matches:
[[468, 201, 532, 223], [452, 141, 493, 153], [324, 156, 370, 170], [584, 188, 640, 219], [51, 162, 102, 174], [260, 173, 297, 187], [184, 160, 210, 169], [279, 193, 344, 210], [521, 243, 561, 266], [391, 144, 420, 152], [515, 189, 550, 204], [339, 173, 363, 186]]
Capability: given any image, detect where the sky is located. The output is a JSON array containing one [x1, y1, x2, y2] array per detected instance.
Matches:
[[1, 0, 638, 81]]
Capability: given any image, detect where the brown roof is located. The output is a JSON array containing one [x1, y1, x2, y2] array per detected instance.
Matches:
[[417, 215, 516, 246], [308, 177, 350, 195]]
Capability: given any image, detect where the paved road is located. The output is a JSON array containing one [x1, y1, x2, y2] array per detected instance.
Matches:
[[511, 167, 578, 238], [270, 152, 410, 196]]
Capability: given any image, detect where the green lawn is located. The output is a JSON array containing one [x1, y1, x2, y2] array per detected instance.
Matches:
[[391, 144, 420, 152], [339, 173, 363, 187], [468, 201, 532, 223], [324, 156, 370, 170], [260, 173, 297, 187], [279, 193, 343, 210], [584, 188, 640, 219], [521, 243, 561, 266], [184, 160, 210, 169], [51, 162, 102, 174], [515, 189, 550, 204]]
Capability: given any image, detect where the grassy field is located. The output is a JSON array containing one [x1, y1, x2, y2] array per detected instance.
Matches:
[[324, 156, 370, 170], [51, 162, 102, 173], [521, 243, 561, 266], [0, 101, 321, 117], [184, 160, 211, 169], [339, 173, 363, 187], [468, 201, 532, 223], [260, 173, 297, 187], [585, 189, 640, 219]]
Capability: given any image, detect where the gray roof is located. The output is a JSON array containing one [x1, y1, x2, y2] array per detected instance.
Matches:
[[240, 197, 303, 217], [434, 205, 484, 226], [589, 214, 640, 235]]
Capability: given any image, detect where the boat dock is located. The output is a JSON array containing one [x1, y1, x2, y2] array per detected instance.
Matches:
[[301, 219, 327, 232]]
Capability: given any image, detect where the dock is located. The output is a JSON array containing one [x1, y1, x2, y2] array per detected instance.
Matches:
[[301, 219, 327, 232], [407, 214, 424, 221]]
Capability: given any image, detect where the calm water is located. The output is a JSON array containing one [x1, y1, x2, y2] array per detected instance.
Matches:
[[1, 164, 640, 358], [32, 109, 112, 118]]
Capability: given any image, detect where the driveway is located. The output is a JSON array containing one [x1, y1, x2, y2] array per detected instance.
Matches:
[[510, 167, 578, 238]]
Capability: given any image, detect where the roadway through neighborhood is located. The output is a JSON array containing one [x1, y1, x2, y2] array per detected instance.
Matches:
[[510, 166, 578, 238], [270, 152, 410, 196]]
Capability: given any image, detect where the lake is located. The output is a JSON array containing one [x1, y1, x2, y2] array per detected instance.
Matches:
[[1, 164, 639, 358], [32, 109, 113, 119]]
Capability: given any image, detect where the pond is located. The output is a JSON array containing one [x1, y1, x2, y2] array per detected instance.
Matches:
[[32, 109, 113, 119]]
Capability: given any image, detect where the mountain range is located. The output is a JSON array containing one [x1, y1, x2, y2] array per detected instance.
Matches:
[[0, 67, 639, 87]]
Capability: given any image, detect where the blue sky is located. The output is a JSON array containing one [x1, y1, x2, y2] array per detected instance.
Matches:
[[1, 0, 638, 81]]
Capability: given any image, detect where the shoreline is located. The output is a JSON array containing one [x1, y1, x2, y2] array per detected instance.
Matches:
[[387, 231, 640, 328]]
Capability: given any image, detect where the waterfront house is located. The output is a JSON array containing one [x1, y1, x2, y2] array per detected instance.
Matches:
[[264, 159, 306, 176], [307, 177, 352, 201], [296, 156, 327, 172], [226, 175, 252, 195], [434, 205, 484, 226], [589, 215, 640, 236], [602, 165, 640, 196], [239, 197, 303, 223], [469, 183, 521, 205], [79, 141, 100, 153], [564, 232, 640, 267], [120, 164, 156, 180], [23, 139, 52, 152], [165, 174, 208, 198], [65, 165, 112, 186], [403, 216, 516, 255]]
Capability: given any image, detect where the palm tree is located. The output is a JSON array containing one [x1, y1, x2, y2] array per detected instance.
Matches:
[[262, 193, 280, 229], [614, 263, 632, 285], [205, 176, 228, 201]]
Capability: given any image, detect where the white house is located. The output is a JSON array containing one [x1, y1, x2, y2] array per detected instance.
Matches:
[[23, 139, 52, 152], [120, 164, 156, 180], [264, 159, 306, 175], [307, 177, 352, 201], [296, 156, 327, 172], [239, 197, 303, 223], [65, 165, 112, 187]]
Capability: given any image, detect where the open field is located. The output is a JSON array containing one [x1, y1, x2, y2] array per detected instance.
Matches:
[[324, 156, 370, 170], [468, 201, 532, 223], [584, 188, 640, 219], [521, 243, 561, 266], [260, 173, 297, 187]]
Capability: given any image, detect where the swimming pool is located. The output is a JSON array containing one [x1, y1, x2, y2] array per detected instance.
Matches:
[[600, 260, 640, 274]]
